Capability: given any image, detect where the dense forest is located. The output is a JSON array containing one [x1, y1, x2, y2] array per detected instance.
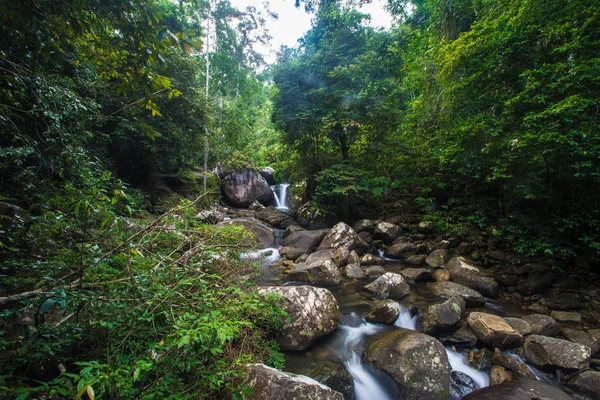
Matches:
[[1, 0, 599, 398]]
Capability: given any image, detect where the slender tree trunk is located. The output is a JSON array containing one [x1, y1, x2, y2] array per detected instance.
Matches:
[[203, 2, 211, 192]]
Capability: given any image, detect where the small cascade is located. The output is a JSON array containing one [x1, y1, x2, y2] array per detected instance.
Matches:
[[394, 305, 418, 330], [271, 183, 290, 211], [505, 350, 555, 383], [445, 348, 490, 389]]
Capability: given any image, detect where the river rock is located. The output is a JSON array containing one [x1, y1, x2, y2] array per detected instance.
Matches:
[[221, 169, 274, 208], [384, 242, 418, 259], [560, 327, 600, 355], [245, 364, 344, 400], [417, 221, 435, 233], [374, 222, 402, 245], [520, 334, 591, 369], [446, 257, 500, 298], [426, 249, 451, 268], [550, 310, 581, 323], [352, 219, 376, 234], [257, 206, 298, 229], [364, 273, 410, 300], [489, 365, 512, 386], [503, 318, 532, 336], [421, 296, 466, 335], [438, 326, 478, 348], [400, 267, 433, 282], [258, 286, 340, 350], [516, 274, 553, 296], [433, 269, 450, 282], [318, 222, 369, 265], [361, 254, 386, 266], [490, 351, 536, 380], [521, 314, 559, 337], [363, 328, 450, 400], [344, 263, 365, 280], [405, 254, 426, 266], [545, 292, 584, 310], [462, 378, 572, 400], [450, 371, 478, 399], [365, 299, 401, 325], [427, 281, 486, 307], [195, 205, 227, 224], [365, 265, 385, 279], [566, 370, 600, 399], [279, 229, 329, 261], [466, 312, 523, 348], [297, 202, 336, 230], [218, 217, 274, 248], [306, 361, 355, 400], [289, 250, 342, 286]]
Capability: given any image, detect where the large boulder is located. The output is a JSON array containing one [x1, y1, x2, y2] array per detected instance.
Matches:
[[279, 229, 329, 261], [520, 314, 559, 337], [317, 222, 369, 265], [427, 281, 486, 307], [306, 361, 355, 400], [258, 286, 340, 350], [446, 257, 500, 298], [384, 242, 418, 259], [421, 296, 466, 335], [520, 334, 591, 370], [259, 166, 276, 185], [374, 222, 402, 245], [244, 364, 344, 400], [516, 274, 553, 296], [365, 300, 401, 325], [352, 219, 376, 234], [466, 312, 523, 349], [289, 250, 342, 287], [462, 378, 572, 400], [426, 249, 451, 268], [363, 328, 450, 400], [566, 370, 600, 399], [221, 169, 274, 208], [218, 217, 274, 248], [364, 273, 410, 300], [257, 206, 298, 229], [400, 268, 433, 282]]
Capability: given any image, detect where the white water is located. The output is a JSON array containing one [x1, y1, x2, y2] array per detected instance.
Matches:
[[377, 248, 399, 262], [239, 247, 281, 267], [272, 183, 290, 211], [394, 305, 418, 330], [505, 350, 554, 383], [445, 348, 490, 389]]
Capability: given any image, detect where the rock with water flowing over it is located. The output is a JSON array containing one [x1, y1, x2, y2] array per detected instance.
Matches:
[[365, 299, 401, 325], [426, 249, 451, 268], [257, 206, 298, 229], [258, 286, 340, 351], [384, 242, 418, 259], [567, 370, 600, 399], [244, 364, 344, 400], [317, 222, 369, 265], [427, 281, 486, 307], [279, 229, 330, 261], [520, 334, 591, 370], [400, 267, 433, 282], [306, 361, 356, 400], [217, 217, 274, 248], [462, 377, 572, 400], [374, 221, 403, 245], [489, 351, 536, 380], [364, 272, 410, 300], [466, 312, 523, 349], [421, 296, 466, 335], [289, 250, 342, 287], [449, 371, 478, 399], [520, 314, 559, 337], [221, 169, 274, 208], [446, 257, 500, 298], [438, 326, 478, 348], [363, 327, 450, 400]]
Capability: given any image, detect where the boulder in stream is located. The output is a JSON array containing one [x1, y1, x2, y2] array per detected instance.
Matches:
[[446, 257, 500, 298], [218, 217, 274, 248], [520, 314, 559, 337], [566, 370, 600, 399], [462, 378, 572, 400], [221, 169, 274, 208], [400, 267, 433, 282], [288, 250, 342, 287], [306, 361, 355, 400], [374, 222, 402, 245], [363, 327, 450, 400], [466, 312, 523, 349], [421, 296, 466, 335], [427, 281, 486, 307], [383, 242, 418, 259], [279, 229, 329, 261], [257, 206, 298, 229], [364, 272, 410, 300], [317, 222, 369, 265], [520, 334, 591, 370], [244, 364, 344, 400], [365, 299, 401, 325], [426, 249, 451, 268], [258, 286, 340, 351], [503, 318, 532, 337]]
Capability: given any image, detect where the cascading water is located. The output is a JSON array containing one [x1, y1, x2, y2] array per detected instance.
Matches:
[[395, 305, 418, 330], [445, 348, 490, 389], [271, 183, 290, 211]]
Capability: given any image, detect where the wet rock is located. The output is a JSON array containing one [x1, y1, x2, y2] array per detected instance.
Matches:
[[427, 281, 486, 307], [438, 326, 478, 348], [417, 221, 436, 234], [318, 223, 369, 265], [520, 334, 591, 370], [245, 364, 344, 400], [364, 273, 410, 300], [258, 286, 340, 351], [221, 169, 274, 208], [218, 217, 274, 248], [550, 310, 581, 323], [421, 296, 466, 335], [374, 222, 403, 245], [259, 166, 276, 185], [360, 254, 386, 266], [449, 371, 478, 399], [517, 274, 554, 296], [306, 361, 355, 400], [471, 348, 493, 371], [457, 242, 474, 255], [363, 328, 450, 400], [280, 229, 330, 261], [195, 206, 226, 224], [289, 250, 342, 287], [560, 327, 600, 355], [400, 267, 433, 282], [490, 365, 512, 385], [503, 318, 532, 337], [466, 312, 523, 349], [257, 206, 298, 229], [365, 300, 401, 325], [426, 249, 451, 268], [566, 370, 600, 399], [446, 257, 500, 298], [462, 378, 572, 400], [490, 351, 536, 380], [545, 292, 584, 310], [358, 231, 373, 245], [384, 242, 418, 259], [405, 254, 427, 266], [521, 314, 559, 337], [344, 263, 365, 280], [347, 251, 360, 265], [365, 265, 385, 279], [433, 269, 451, 282], [352, 219, 376, 234]]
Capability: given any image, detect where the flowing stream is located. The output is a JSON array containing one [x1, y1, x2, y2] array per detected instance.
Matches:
[[271, 183, 290, 211]]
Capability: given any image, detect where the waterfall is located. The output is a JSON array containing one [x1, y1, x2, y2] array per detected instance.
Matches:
[[445, 348, 489, 389], [394, 305, 418, 330], [271, 183, 290, 211]]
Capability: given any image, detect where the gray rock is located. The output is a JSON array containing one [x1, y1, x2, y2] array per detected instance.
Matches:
[[374, 222, 403, 245], [221, 169, 274, 208], [352, 219, 376, 234], [357, 231, 373, 245], [545, 292, 584, 310], [490, 351, 536, 380], [363, 328, 450, 400], [365, 300, 401, 325], [217, 217, 274, 248], [503, 318, 532, 337], [550, 310, 581, 323], [245, 364, 344, 400], [428, 240, 450, 253], [344, 263, 365, 280], [257, 206, 298, 229], [405, 254, 427, 266], [318, 222, 369, 265], [364, 273, 410, 300], [517, 274, 553, 296], [365, 265, 385, 279], [279, 229, 330, 261], [560, 327, 600, 355], [426, 249, 451, 268], [259, 166, 276, 185], [400, 267, 433, 282], [438, 326, 478, 348], [566, 370, 600, 399], [421, 296, 466, 335], [521, 314, 559, 337], [446, 257, 500, 298], [384, 242, 418, 259], [462, 378, 572, 400], [466, 312, 523, 349], [427, 281, 486, 307], [289, 250, 342, 287], [450, 371, 478, 399], [258, 286, 340, 350], [306, 361, 355, 400], [347, 250, 360, 265], [520, 334, 591, 369], [360, 254, 386, 266]]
